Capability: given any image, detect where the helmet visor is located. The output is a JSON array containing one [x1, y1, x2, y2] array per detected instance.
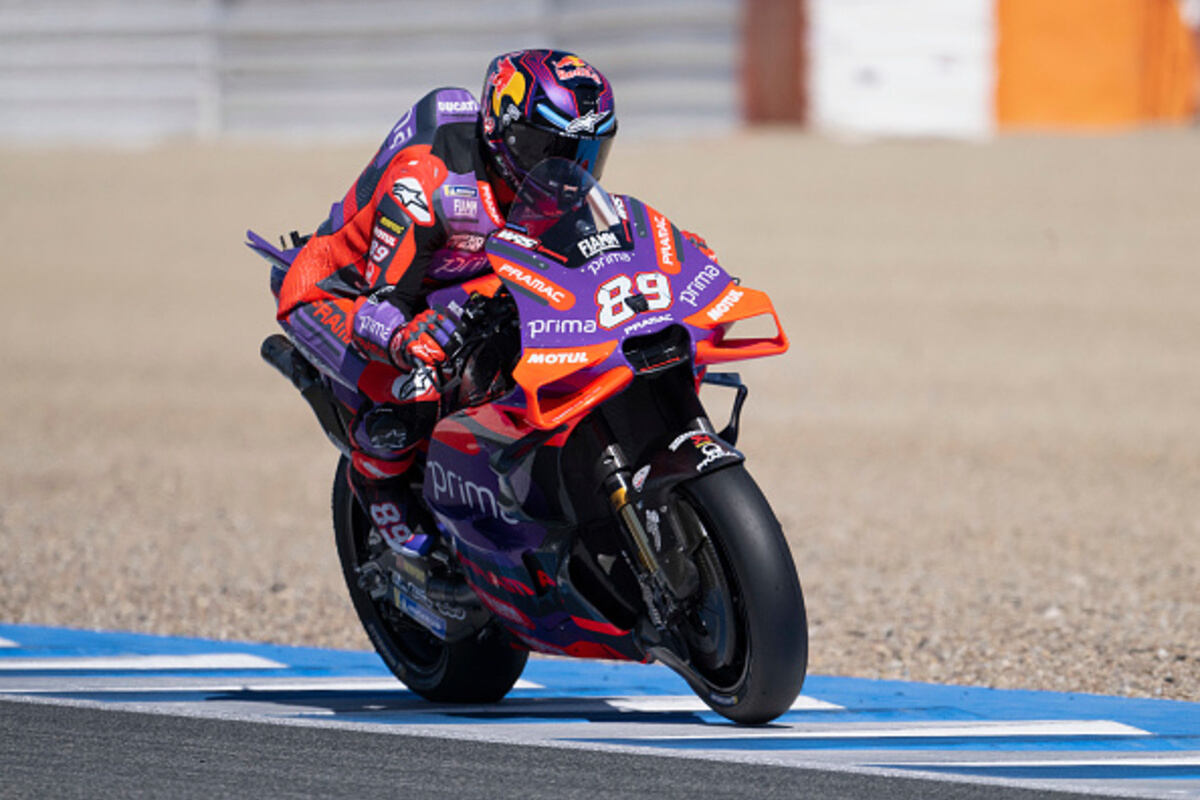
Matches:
[[505, 121, 615, 181]]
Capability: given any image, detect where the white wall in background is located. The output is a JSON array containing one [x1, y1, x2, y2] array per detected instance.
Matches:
[[809, 0, 994, 138], [0, 0, 738, 142]]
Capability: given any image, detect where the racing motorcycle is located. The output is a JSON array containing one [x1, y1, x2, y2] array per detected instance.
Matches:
[[249, 159, 807, 724]]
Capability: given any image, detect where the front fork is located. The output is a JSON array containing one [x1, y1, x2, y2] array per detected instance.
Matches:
[[579, 369, 750, 662], [590, 413, 718, 631], [595, 439, 679, 629]]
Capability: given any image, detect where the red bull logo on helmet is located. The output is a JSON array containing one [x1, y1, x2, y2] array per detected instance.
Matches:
[[490, 55, 527, 117], [554, 55, 601, 83]]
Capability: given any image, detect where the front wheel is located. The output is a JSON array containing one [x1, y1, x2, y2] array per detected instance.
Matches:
[[669, 465, 808, 724], [332, 458, 528, 703]]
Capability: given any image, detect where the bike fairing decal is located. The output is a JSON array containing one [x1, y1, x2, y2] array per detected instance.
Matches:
[[492, 259, 576, 311], [512, 341, 618, 395]]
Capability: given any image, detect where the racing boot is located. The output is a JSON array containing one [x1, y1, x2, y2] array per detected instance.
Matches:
[[347, 458, 439, 557], [347, 400, 442, 557]]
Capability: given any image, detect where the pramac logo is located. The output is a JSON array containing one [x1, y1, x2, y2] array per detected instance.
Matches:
[[647, 208, 680, 274], [495, 261, 575, 311]]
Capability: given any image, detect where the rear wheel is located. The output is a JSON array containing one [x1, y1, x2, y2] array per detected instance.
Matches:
[[669, 465, 807, 724], [332, 457, 527, 702]]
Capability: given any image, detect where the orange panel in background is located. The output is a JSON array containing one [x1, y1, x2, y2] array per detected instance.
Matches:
[[997, 0, 1197, 128]]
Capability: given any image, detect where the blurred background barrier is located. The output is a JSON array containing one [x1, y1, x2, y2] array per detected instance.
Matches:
[[0, 0, 739, 141], [0, 0, 1197, 142], [750, 0, 1198, 136]]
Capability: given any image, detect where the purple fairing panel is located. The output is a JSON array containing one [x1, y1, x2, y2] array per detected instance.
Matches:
[[423, 435, 548, 559], [279, 307, 368, 393], [245, 229, 302, 299], [425, 422, 641, 658], [487, 195, 733, 375]]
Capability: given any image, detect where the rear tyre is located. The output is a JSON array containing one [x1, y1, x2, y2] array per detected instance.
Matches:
[[671, 465, 807, 724], [332, 457, 527, 702]]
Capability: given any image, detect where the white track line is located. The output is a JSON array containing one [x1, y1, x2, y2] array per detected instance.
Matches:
[[0, 654, 287, 671], [626, 719, 1149, 740], [606, 695, 842, 713], [898, 755, 1200, 767], [1, 676, 543, 692]]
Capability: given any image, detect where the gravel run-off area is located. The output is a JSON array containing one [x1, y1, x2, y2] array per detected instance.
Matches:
[[1, 130, 1197, 701]]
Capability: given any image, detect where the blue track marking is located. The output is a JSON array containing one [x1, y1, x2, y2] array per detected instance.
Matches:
[[2, 624, 1198, 799]]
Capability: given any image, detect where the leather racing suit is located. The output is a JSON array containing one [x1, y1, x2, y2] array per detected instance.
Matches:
[[276, 87, 508, 555]]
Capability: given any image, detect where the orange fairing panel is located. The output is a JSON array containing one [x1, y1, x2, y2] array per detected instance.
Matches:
[[511, 341, 632, 429], [458, 273, 502, 298], [683, 282, 789, 365]]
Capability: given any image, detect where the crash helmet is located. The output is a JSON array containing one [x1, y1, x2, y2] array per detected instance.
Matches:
[[480, 50, 617, 191]]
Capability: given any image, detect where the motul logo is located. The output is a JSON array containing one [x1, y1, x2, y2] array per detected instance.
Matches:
[[527, 351, 588, 365], [707, 287, 743, 322]]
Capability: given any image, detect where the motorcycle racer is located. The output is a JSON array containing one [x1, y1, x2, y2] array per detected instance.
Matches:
[[275, 50, 617, 556]]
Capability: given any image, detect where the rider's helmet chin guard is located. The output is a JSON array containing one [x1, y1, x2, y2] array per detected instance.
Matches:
[[480, 49, 617, 192]]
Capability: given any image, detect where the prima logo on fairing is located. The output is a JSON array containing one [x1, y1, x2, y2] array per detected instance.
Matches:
[[427, 462, 517, 524], [706, 287, 743, 322], [680, 264, 721, 307], [577, 231, 621, 258], [585, 250, 632, 275], [525, 317, 598, 338]]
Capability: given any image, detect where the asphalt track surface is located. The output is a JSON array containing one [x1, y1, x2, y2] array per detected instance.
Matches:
[[3, 700, 1108, 800], [3, 626, 1198, 799]]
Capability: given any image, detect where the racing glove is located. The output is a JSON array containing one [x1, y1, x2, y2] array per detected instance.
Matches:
[[389, 308, 459, 370]]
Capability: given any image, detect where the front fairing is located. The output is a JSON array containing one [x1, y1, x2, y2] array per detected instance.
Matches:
[[483, 159, 787, 429]]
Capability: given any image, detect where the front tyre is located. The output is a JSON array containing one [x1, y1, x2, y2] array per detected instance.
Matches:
[[332, 457, 527, 703], [672, 465, 808, 724]]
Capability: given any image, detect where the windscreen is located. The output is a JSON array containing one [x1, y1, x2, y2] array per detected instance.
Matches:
[[504, 157, 631, 268]]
